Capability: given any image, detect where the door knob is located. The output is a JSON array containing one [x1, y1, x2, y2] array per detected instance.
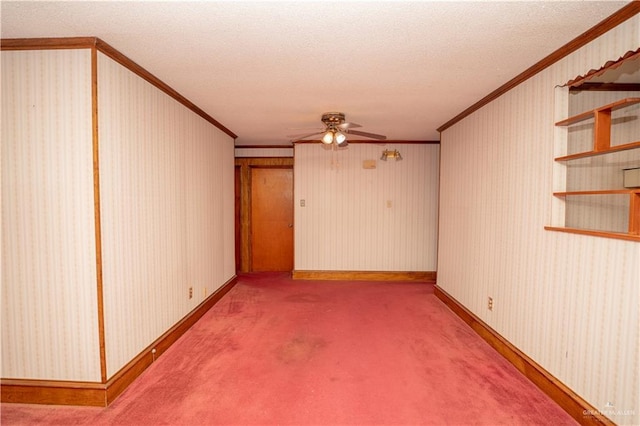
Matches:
[[288, 224, 293, 228]]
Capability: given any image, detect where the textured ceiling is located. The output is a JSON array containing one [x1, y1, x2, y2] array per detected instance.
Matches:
[[1, 1, 631, 145]]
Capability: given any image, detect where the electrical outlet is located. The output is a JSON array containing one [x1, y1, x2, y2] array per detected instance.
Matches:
[[488, 297, 494, 311], [189, 287, 193, 299]]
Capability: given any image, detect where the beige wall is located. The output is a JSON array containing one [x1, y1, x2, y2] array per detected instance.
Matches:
[[1, 48, 235, 382], [294, 143, 439, 272], [438, 15, 639, 425], [1, 49, 101, 381], [97, 53, 235, 377]]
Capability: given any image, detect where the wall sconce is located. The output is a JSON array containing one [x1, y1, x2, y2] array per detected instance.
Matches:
[[380, 149, 403, 161]]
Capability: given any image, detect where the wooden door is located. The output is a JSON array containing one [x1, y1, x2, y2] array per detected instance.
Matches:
[[250, 167, 293, 271]]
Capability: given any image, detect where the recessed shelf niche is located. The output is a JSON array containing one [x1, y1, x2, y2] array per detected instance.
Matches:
[[546, 54, 640, 241]]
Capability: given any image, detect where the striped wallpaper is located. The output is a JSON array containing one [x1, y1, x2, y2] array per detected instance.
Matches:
[[222, 137, 236, 280], [2, 47, 235, 384], [1, 50, 101, 381], [294, 143, 439, 272], [438, 15, 639, 425], [97, 52, 235, 377], [235, 147, 293, 157]]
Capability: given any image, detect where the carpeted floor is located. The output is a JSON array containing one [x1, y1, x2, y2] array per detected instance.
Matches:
[[2, 272, 576, 425]]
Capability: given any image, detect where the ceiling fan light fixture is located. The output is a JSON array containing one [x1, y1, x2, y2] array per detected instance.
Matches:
[[298, 112, 385, 146], [322, 131, 334, 144]]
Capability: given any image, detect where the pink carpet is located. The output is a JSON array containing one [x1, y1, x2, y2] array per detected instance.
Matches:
[[2, 272, 576, 425]]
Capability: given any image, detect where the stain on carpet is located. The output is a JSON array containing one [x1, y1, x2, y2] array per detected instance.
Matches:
[[275, 335, 328, 364], [226, 298, 244, 314], [284, 293, 325, 304]]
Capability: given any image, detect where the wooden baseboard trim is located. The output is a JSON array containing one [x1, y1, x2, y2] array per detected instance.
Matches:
[[0, 379, 107, 406], [292, 270, 436, 282], [1, 275, 237, 407], [105, 275, 237, 404], [433, 285, 614, 426]]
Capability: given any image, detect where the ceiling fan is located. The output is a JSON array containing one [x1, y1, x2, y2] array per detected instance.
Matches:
[[288, 112, 387, 147]]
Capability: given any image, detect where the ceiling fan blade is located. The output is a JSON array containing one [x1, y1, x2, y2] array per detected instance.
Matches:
[[346, 130, 387, 140], [288, 131, 324, 140], [336, 122, 362, 130]]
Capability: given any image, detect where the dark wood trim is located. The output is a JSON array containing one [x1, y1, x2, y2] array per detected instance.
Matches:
[[90, 46, 108, 384], [630, 192, 640, 235], [236, 156, 295, 159], [234, 157, 296, 166], [93, 38, 237, 139], [293, 140, 440, 145], [0, 37, 96, 50], [1, 37, 237, 140], [240, 164, 252, 272], [292, 270, 436, 282], [555, 98, 640, 126], [437, 2, 640, 133], [570, 83, 640, 92], [434, 285, 614, 426], [1, 276, 238, 407], [0, 379, 107, 407], [544, 226, 640, 242], [105, 274, 237, 404], [553, 189, 639, 196], [248, 165, 295, 169], [555, 141, 640, 162], [235, 166, 242, 272]]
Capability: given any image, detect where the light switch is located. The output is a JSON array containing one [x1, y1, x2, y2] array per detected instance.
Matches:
[[300, 199, 306, 207]]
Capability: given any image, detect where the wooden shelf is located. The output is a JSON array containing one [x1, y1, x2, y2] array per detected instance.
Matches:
[[552, 98, 640, 241], [555, 97, 640, 126], [555, 141, 640, 161], [550, 190, 640, 238], [545, 226, 640, 242], [553, 189, 639, 197]]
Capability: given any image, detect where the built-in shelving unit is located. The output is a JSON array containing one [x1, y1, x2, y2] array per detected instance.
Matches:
[[555, 98, 640, 126], [554, 141, 640, 162], [555, 97, 640, 157], [548, 97, 640, 241]]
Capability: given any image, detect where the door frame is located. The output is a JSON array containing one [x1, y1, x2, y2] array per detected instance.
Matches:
[[234, 157, 294, 272]]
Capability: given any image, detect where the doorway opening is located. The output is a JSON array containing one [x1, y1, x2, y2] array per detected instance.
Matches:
[[235, 158, 294, 272]]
